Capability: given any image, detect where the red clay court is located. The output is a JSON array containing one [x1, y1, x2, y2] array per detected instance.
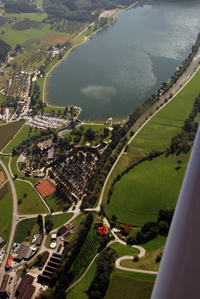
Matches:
[[35, 179, 56, 198]]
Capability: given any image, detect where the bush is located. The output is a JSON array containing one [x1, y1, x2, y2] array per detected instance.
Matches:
[[133, 255, 139, 262]]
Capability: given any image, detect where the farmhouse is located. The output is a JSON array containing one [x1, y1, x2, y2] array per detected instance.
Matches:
[[121, 224, 131, 235]]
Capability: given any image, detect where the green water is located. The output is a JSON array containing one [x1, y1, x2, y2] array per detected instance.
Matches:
[[46, 1, 200, 121]]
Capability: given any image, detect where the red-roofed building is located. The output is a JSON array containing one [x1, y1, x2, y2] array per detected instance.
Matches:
[[97, 226, 107, 235], [121, 224, 131, 235]]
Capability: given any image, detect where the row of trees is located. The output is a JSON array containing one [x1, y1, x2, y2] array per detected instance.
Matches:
[[86, 247, 117, 299]]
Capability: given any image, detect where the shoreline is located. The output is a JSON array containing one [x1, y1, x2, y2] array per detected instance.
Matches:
[[43, 2, 199, 123], [43, 4, 137, 114]]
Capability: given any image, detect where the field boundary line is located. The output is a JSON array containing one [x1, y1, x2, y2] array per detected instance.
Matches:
[[0, 179, 8, 190]]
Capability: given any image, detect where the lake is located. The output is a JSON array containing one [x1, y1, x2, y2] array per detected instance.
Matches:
[[46, 0, 200, 121]]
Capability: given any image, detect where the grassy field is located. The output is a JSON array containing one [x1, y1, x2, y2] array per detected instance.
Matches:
[[67, 261, 97, 299], [105, 151, 191, 225], [109, 242, 140, 257], [2, 124, 40, 154], [44, 193, 61, 212], [102, 67, 200, 218], [0, 185, 12, 241], [15, 180, 47, 214], [0, 120, 25, 151], [51, 213, 73, 229], [105, 274, 154, 299], [121, 245, 164, 272], [14, 218, 37, 243]]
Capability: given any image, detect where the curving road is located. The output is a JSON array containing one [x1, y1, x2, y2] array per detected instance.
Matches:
[[0, 159, 18, 284], [115, 255, 158, 274]]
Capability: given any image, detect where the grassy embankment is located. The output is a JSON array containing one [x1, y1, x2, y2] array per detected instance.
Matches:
[[15, 180, 47, 214], [0, 182, 12, 241], [103, 67, 200, 225]]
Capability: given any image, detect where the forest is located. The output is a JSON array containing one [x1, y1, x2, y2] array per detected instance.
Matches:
[[43, 0, 137, 22], [4, 0, 40, 14]]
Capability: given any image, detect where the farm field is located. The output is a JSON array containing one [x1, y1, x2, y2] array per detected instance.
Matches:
[[66, 213, 84, 242], [15, 180, 47, 214], [0, 120, 25, 151], [0, 184, 12, 241], [105, 151, 191, 225], [105, 275, 154, 299], [70, 215, 102, 278], [14, 218, 37, 243], [67, 261, 97, 299], [51, 213, 73, 229], [2, 124, 40, 154]]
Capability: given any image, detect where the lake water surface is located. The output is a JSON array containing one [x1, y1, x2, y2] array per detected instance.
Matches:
[[46, 1, 200, 121]]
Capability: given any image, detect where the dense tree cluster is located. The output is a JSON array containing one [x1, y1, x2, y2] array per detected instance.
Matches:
[[45, 214, 54, 232], [0, 39, 11, 62], [127, 209, 174, 245], [86, 247, 117, 299], [4, 0, 39, 14], [43, 0, 137, 22], [12, 129, 54, 156]]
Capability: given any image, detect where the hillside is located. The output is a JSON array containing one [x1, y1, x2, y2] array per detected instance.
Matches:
[[43, 0, 136, 22]]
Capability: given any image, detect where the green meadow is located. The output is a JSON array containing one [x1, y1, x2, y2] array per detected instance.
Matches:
[[103, 67, 200, 226], [15, 180, 47, 214], [51, 213, 73, 229], [105, 275, 154, 299], [105, 151, 191, 226]]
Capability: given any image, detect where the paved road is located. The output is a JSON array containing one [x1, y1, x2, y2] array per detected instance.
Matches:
[[115, 255, 158, 274], [0, 159, 18, 284]]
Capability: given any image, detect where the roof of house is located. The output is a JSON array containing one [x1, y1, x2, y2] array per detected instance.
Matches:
[[40, 251, 49, 266], [51, 234, 57, 239], [57, 226, 67, 235], [16, 274, 34, 296], [97, 226, 107, 235], [6, 256, 13, 266], [0, 275, 9, 292], [16, 245, 31, 261], [48, 149, 54, 159]]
